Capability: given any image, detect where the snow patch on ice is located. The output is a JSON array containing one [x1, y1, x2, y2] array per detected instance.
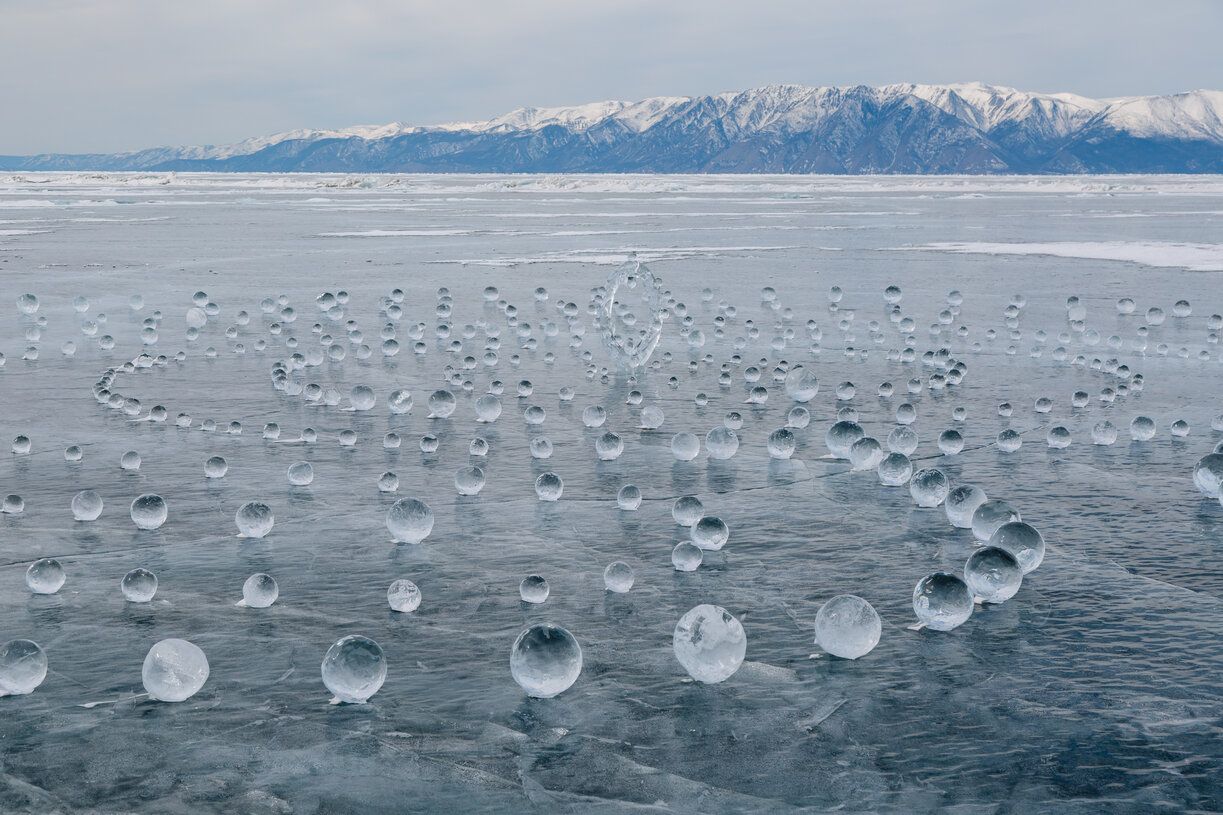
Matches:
[[900, 241, 1223, 271]]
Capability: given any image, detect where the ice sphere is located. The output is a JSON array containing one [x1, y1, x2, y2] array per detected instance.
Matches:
[[455, 466, 486, 496], [64, 445, 83, 462], [510, 624, 583, 698], [321, 635, 386, 704], [690, 515, 729, 551], [389, 389, 413, 414], [945, 484, 987, 528], [338, 429, 357, 447], [130, 494, 168, 530], [971, 500, 1021, 542], [71, 489, 104, 521], [1193, 454, 1223, 497], [378, 472, 399, 493], [784, 365, 819, 402], [235, 501, 274, 538], [705, 427, 739, 460], [671, 541, 703, 571], [887, 425, 918, 455], [671, 432, 700, 461], [616, 484, 642, 510], [836, 382, 856, 400], [121, 568, 157, 602], [0, 640, 47, 696], [529, 437, 553, 459], [287, 461, 314, 486], [1171, 420, 1190, 438], [535, 472, 563, 502], [523, 405, 547, 425], [387, 579, 422, 612], [996, 429, 1023, 452], [1046, 426, 1072, 448], [815, 595, 881, 659], [989, 521, 1046, 573], [965, 547, 1023, 603], [12, 435, 32, 455], [386, 498, 434, 543], [673, 604, 746, 683], [896, 402, 917, 425], [1117, 297, 1136, 314], [909, 468, 950, 507], [603, 561, 635, 593], [849, 437, 884, 471], [767, 428, 797, 459], [595, 432, 624, 461], [672, 496, 704, 527], [239, 573, 279, 608], [787, 406, 811, 429], [427, 389, 456, 418], [1130, 416, 1156, 441], [519, 575, 550, 604], [639, 405, 665, 430], [143, 639, 209, 702], [26, 558, 65, 594], [120, 451, 142, 471], [877, 452, 913, 486], [475, 394, 502, 423], [186, 307, 208, 329], [825, 420, 864, 459], [938, 429, 964, 455], [16, 293, 39, 315], [581, 405, 607, 428], [350, 385, 376, 411], [1092, 421, 1118, 446], [204, 455, 228, 478], [912, 573, 974, 631]]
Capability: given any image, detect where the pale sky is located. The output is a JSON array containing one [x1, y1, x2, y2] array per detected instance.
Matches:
[[2, 0, 1220, 155]]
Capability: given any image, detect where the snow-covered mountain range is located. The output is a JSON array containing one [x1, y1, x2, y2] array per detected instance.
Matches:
[[5, 83, 1222, 173]]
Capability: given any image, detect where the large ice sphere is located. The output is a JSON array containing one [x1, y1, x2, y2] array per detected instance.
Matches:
[[671, 432, 700, 461], [971, 500, 1021, 542], [534, 472, 563, 502], [825, 420, 864, 459], [321, 635, 386, 704], [877, 452, 913, 486], [767, 428, 797, 459], [597, 261, 664, 370], [387, 579, 422, 612], [287, 461, 314, 486], [909, 468, 950, 507], [616, 484, 642, 510], [121, 568, 158, 602], [71, 489, 104, 521], [455, 466, 486, 496], [240, 573, 279, 607], [26, 558, 65, 594], [130, 494, 168, 530], [143, 639, 209, 702], [427, 389, 457, 418], [519, 575, 550, 604], [672, 496, 704, 527], [945, 484, 987, 528], [912, 573, 974, 631], [671, 541, 703, 571], [1192, 453, 1223, 497], [603, 561, 635, 593], [988, 521, 1046, 573], [705, 427, 739, 460], [965, 547, 1023, 603], [690, 516, 729, 550], [784, 365, 819, 402], [0, 640, 47, 696], [510, 624, 583, 698], [815, 595, 881, 659], [386, 498, 434, 543], [673, 604, 746, 683], [235, 501, 274, 538]]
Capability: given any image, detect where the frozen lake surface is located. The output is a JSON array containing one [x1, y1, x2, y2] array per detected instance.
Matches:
[[0, 173, 1221, 814]]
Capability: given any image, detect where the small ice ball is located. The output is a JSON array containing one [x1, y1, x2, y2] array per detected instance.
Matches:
[[581, 405, 607, 428], [988, 521, 1046, 573], [877, 452, 913, 486], [204, 455, 228, 478], [849, 437, 884, 471], [186, 307, 208, 329], [971, 500, 1021, 542], [767, 428, 797, 459], [130, 494, 167, 530], [455, 466, 485, 496], [672, 496, 704, 526], [1046, 426, 1072, 449], [378, 472, 399, 493], [427, 389, 456, 418], [825, 420, 864, 459], [143, 639, 209, 702], [71, 489, 104, 521], [321, 635, 386, 704], [349, 384, 376, 411], [26, 558, 65, 594], [639, 405, 665, 430], [784, 365, 819, 402], [529, 437, 553, 459], [814, 595, 881, 659], [671, 541, 703, 571], [0, 640, 47, 696], [1192, 453, 1223, 497], [996, 429, 1022, 452], [1130, 416, 1156, 441], [387, 579, 422, 612], [389, 389, 413, 414], [120, 451, 142, 471], [595, 432, 624, 461], [673, 604, 746, 683], [1092, 421, 1118, 446], [510, 624, 582, 698], [603, 561, 635, 593], [519, 574, 550, 604], [121, 568, 158, 602], [787, 406, 810, 429], [912, 572, 974, 631], [690, 515, 729, 551], [235, 501, 274, 538], [616, 484, 642, 510], [965, 547, 1023, 603], [887, 425, 918, 455], [534, 472, 563, 502], [938, 429, 964, 455], [240, 573, 279, 607], [909, 468, 950, 507], [475, 394, 502, 422], [12, 435, 32, 455], [945, 484, 987, 528], [705, 427, 739, 460], [671, 432, 700, 461], [386, 498, 434, 543], [287, 461, 314, 486]]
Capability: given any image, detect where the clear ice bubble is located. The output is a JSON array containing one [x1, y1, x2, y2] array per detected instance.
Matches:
[[784, 365, 819, 402], [671, 432, 700, 461], [1130, 416, 1156, 441], [130, 494, 168, 530], [389, 389, 413, 414], [235, 501, 274, 538], [971, 499, 1021, 542], [965, 547, 1023, 603], [909, 468, 950, 507], [287, 461, 314, 486], [71, 489, 104, 521], [26, 558, 65, 594], [475, 394, 502, 422], [0, 640, 47, 696], [825, 420, 864, 459], [529, 437, 553, 459], [705, 427, 739, 460], [321, 635, 386, 704], [988, 521, 1046, 573], [349, 385, 376, 411], [1193, 453, 1223, 497], [386, 498, 434, 543], [938, 429, 964, 455], [16, 293, 39, 315], [767, 428, 797, 459], [1046, 426, 1072, 449], [877, 452, 913, 486], [672, 496, 704, 527], [945, 484, 987, 528], [378, 472, 399, 493], [616, 484, 642, 510], [519, 575, 550, 604], [671, 541, 703, 571], [143, 639, 209, 702], [690, 515, 729, 551], [535, 472, 564, 502], [510, 624, 583, 698], [387, 579, 422, 612], [239, 573, 279, 608], [581, 405, 607, 428], [12, 435, 32, 455], [603, 561, 635, 593], [815, 595, 881, 659], [1092, 421, 1118, 446], [996, 429, 1023, 452], [673, 604, 746, 684], [849, 437, 884, 471], [119, 451, 142, 471], [121, 568, 157, 602], [455, 466, 486, 496], [887, 425, 919, 455], [639, 405, 665, 430], [204, 456, 228, 478], [427, 389, 456, 418], [912, 572, 974, 631], [595, 432, 624, 461]]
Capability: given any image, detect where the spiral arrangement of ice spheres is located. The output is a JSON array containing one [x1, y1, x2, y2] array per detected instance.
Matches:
[[2, 270, 1222, 706]]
